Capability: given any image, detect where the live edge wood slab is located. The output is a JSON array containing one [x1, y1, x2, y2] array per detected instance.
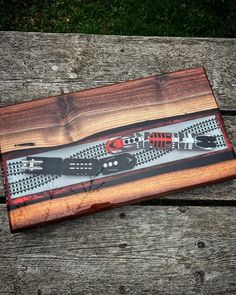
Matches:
[[1, 66, 236, 232]]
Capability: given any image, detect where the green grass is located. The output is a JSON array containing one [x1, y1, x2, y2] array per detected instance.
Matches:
[[0, 0, 235, 37]]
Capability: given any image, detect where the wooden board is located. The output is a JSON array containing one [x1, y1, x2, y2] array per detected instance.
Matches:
[[1, 67, 236, 232], [0, 32, 235, 203], [0, 204, 235, 294]]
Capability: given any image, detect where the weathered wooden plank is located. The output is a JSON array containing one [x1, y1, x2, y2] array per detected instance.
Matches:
[[0, 204, 235, 294], [0, 32, 235, 110]]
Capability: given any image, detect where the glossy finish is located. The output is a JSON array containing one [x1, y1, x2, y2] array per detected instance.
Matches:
[[0, 67, 235, 232]]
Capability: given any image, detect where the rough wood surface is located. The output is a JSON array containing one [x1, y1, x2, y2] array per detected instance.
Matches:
[[0, 32, 235, 111], [0, 204, 235, 294]]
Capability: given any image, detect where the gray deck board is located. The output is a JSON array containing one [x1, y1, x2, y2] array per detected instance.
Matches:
[[0, 204, 235, 295], [0, 32, 235, 110]]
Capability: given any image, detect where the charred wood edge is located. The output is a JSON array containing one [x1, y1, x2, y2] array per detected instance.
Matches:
[[1, 198, 236, 207]]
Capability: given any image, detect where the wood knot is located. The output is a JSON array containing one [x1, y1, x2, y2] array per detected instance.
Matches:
[[119, 212, 126, 219], [194, 271, 205, 286], [197, 241, 206, 248], [119, 243, 127, 249], [119, 285, 126, 294], [15, 142, 35, 147]]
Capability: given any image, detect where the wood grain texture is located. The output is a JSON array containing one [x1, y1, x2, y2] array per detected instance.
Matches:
[[9, 159, 236, 232], [0, 32, 235, 111], [1, 204, 236, 294], [0, 67, 217, 153]]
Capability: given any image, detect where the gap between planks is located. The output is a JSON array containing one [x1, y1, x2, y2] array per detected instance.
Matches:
[[0, 205, 235, 294]]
